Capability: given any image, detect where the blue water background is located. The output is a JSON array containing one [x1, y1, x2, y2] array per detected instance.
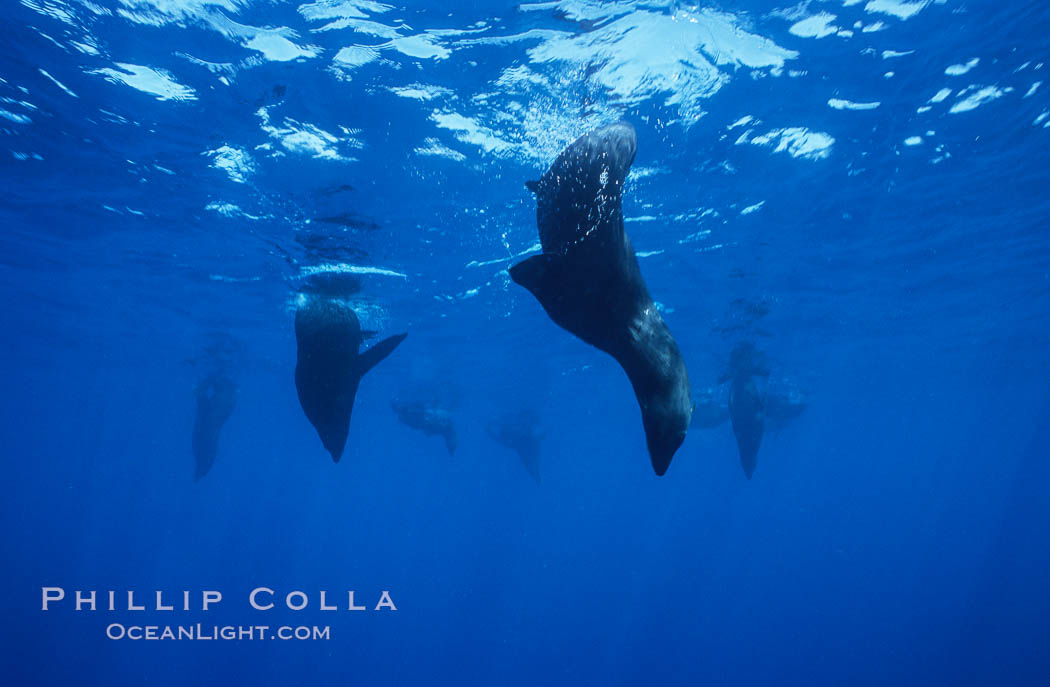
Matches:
[[2, 1, 1049, 684]]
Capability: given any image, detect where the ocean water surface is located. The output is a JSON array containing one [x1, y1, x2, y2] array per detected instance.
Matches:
[[2, 0, 1049, 684]]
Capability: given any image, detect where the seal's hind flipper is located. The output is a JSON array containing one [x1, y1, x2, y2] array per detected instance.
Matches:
[[358, 333, 407, 376], [509, 253, 561, 302]]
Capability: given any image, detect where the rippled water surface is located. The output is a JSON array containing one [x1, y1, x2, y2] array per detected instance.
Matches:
[[2, 1, 1049, 685]]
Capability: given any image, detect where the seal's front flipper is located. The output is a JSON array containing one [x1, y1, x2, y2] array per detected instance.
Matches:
[[525, 180, 540, 194], [359, 333, 407, 375], [509, 253, 561, 303]]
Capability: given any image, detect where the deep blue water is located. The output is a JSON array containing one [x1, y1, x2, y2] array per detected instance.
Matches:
[[3, 1, 1049, 685]]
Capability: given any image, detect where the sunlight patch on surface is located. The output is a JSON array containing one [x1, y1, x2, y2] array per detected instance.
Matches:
[[205, 201, 263, 219], [21, 0, 80, 26], [312, 16, 402, 37], [257, 106, 361, 161], [205, 145, 255, 183], [789, 13, 840, 39], [828, 98, 881, 110], [456, 29, 568, 48], [244, 33, 320, 61], [414, 138, 466, 162], [39, 69, 78, 97], [388, 84, 453, 101], [863, 0, 930, 20], [430, 112, 516, 156], [300, 263, 408, 279], [91, 63, 196, 101], [518, 0, 645, 22], [331, 45, 380, 77], [522, 7, 796, 123], [116, 0, 247, 23], [628, 166, 666, 181], [298, 0, 393, 24], [116, 1, 320, 65], [387, 35, 450, 60], [945, 58, 979, 76], [738, 127, 835, 160], [0, 108, 33, 124], [929, 88, 952, 103], [949, 86, 1012, 114]]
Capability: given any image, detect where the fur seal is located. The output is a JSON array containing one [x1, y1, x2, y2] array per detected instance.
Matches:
[[720, 342, 769, 479], [728, 377, 763, 479], [488, 412, 543, 485], [295, 295, 406, 462], [391, 398, 457, 455], [192, 370, 237, 480], [509, 122, 692, 475], [690, 387, 805, 435]]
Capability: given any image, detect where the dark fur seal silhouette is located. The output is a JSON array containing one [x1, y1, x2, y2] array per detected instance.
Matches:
[[488, 412, 543, 484], [192, 371, 237, 480], [295, 295, 406, 462], [509, 121, 692, 475], [391, 398, 457, 455], [690, 386, 805, 434], [728, 377, 763, 479], [720, 342, 769, 479]]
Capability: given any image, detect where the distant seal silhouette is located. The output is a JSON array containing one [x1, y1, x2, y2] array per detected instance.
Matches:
[[720, 342, 769, 479], [391, 398, 457, 455], [488, 411, 543, 485], [509, 121, 692, 475], [192, 370, 237, 480], [690, 387, 805, 435], [295, 295, 406, 462], [728, 377, 763, 479]]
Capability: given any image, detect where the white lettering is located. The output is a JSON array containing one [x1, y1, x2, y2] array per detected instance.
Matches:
[[156, 591, 173, 611], [286, 591, 308, 611], [42, 587, 64, 610], [127, 591, 145, 611], [75, 590, 95, 611], [202, 590, 222, 611], [376, 591, 396, 611], [250, 587, 274, 610]]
